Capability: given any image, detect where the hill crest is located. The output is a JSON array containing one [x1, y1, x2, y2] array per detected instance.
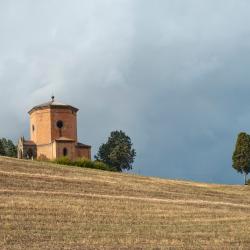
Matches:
[[0, 157, 249, 249]]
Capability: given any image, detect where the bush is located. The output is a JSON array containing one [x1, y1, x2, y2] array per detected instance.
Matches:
[[74, 158, 95, 169], [53, 157, 117, 172], [247, 179, 250, 185], [53, 157, 72, 166], [94, 161, 117, 172]]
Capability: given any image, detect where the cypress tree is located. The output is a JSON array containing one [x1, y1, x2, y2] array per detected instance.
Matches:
[[232, 132, 250, 184]]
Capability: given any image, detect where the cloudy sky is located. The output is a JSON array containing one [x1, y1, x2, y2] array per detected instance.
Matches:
[[1, 0, 250, 184]]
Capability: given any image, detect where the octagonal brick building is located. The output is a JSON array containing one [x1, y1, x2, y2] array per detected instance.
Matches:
[[17, 97, 91, 160]]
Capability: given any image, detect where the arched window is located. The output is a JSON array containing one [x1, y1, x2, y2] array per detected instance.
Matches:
[[63, 148, 68, 156]]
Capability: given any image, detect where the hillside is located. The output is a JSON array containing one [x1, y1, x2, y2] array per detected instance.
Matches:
[[0, 157, 249, 249]]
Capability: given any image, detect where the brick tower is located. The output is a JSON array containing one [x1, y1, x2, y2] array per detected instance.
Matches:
[[17, 97, 91, 160]]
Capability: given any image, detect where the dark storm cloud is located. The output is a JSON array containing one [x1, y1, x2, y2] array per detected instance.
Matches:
[[1, 0, 250, 183]]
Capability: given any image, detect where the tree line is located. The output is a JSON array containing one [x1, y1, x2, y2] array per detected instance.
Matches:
[[0, 138, 17, 158]]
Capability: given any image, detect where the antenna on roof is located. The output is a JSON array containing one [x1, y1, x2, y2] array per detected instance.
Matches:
[[51, 95, 55, 102]]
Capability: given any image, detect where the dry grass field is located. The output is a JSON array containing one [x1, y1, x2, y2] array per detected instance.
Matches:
[[0, 157, 250, 249]]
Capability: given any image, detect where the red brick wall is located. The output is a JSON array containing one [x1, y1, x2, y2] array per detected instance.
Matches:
[[56, 142, 76, 161], [30, 108, 77, 145], [29, 106, 90, 161], [50, 109, 77, 141], [76, 147, 91, 160]]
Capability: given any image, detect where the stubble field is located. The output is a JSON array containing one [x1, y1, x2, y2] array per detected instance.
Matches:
[[0, 157, 249, 249]]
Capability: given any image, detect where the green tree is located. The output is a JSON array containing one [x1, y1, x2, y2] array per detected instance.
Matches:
[[1, 138, 17, 158], [1, 138, 8, 156], [6, 139, 17, 157], [95, 130, 136, 172], [232, 132, 250, 184], [0, 140, 5, 156]]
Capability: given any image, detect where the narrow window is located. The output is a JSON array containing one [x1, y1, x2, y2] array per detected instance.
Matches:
[[57, 120, 64, 137], [63, 148, 68, 156], [32, 125, 35, 132]]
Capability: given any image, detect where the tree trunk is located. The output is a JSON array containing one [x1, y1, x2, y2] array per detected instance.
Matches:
[[244, 173, 247, 185]]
